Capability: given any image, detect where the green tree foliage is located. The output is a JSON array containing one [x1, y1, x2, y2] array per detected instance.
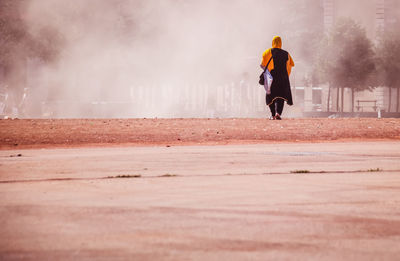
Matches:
[[375, 31, 400, 112], [314, 18, 376, 111]]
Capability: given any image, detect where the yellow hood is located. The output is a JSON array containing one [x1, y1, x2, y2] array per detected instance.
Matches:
[[272, 36, 282, 48], [261, 35, 294, 76]]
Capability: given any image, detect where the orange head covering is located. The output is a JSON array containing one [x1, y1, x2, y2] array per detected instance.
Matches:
[[272, 36, 282, 48]]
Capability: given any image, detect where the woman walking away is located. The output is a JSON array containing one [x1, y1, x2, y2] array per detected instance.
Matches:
[[260, 36, 294, 120]]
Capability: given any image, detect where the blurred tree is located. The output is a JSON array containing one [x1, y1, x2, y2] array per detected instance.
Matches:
[[283, 0, 324, 67], [375, 31, 400, 112], [0, 0, 63, 105], [314, 18, 375, 112]]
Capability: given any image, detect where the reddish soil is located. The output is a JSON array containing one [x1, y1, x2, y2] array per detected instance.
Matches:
[[1, 118, 399, 149]]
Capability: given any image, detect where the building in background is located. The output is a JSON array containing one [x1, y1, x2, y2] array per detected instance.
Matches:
[[322, 0, 399, 38], [297, 0, 400, 115]]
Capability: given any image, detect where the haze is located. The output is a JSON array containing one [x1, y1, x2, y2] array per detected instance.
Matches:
[[3, 0, 380, 118]]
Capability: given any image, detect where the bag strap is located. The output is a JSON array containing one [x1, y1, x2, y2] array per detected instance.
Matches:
[[263, 48, 274, 73]]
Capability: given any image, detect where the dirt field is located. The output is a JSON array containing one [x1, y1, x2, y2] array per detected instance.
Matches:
[[1, 118, 400, 149], [1, 119, 400, 260], [1, 141, 400, 260]]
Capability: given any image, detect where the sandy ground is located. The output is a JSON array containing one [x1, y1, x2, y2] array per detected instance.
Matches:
[[1, 119, 400, 260], [1, 118, 400, 149]]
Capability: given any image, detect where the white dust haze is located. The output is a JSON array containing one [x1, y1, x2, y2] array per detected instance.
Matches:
[[20, 0, 320, 118]]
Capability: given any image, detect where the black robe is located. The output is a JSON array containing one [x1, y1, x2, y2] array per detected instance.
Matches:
[[266, 48, 293, 106]]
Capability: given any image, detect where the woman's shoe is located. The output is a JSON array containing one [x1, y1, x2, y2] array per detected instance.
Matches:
[[275, 114, 282, 120]]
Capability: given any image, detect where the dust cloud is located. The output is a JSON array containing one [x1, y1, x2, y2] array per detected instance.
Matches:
[[5, 0, 322, 118]]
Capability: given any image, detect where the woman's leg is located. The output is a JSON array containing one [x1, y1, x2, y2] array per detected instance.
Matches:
[[266, 94, 276, 116], [276, 99, 285, 115], [269, 103, 276, 116]]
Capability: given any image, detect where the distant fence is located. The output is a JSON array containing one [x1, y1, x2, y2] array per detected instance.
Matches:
[[39, 82, 270, 118]]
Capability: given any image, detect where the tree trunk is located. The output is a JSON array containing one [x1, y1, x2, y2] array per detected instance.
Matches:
[[388, 87, 392, 112], [336, 87, 340, 112], [341, 87, 344, 112], [327, 84, 331, 112]]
